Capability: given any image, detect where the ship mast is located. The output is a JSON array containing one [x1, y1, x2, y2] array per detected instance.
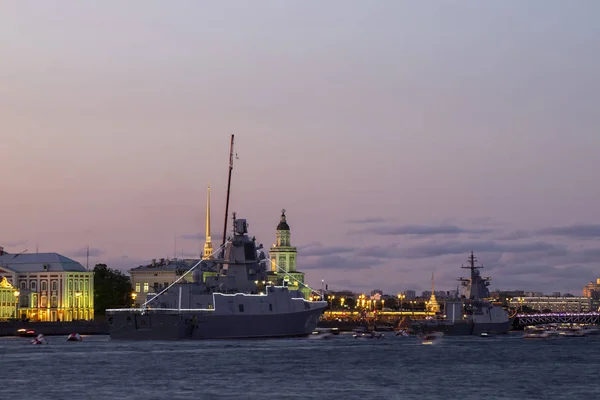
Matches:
[[221, 134, 235, 253]]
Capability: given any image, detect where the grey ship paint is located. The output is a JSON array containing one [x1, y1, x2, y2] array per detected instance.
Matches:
[[411, 252, 510, 335]]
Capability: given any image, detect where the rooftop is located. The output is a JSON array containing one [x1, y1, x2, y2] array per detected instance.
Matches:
[[0, 252, 88, 273]]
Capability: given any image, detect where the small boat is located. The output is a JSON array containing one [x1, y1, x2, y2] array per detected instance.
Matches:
[[17, 328, 36, 337], [523, 330, 558, 339], [419, 331, 443, 344], [480, 332, 489, 337], [30, 334, 48, 345], [353, 330, 384, 339], [67, 333, 83, 342], [395, 330, 410, 337]]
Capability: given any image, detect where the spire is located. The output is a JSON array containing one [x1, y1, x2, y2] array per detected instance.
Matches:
[[427, 271, 440, 313], [202, 183, 213, 260]]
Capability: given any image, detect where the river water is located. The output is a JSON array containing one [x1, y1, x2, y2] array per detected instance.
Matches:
[[1, 332, 598, 399]]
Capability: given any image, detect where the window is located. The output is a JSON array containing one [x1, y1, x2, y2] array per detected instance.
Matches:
[[30, 281, 37, 291], [135, 283, 140, 292], [84, 280, 88, 290], [40, 296, 48, 308], [20, 282, 26, 290], [68, 280, 73, 290], [143, 283, 149, 293], [50, 296, 58, 308], [31, 294, 38, 308], [52, 281, 58, 291], [79, 280, 83, 291], [41, 281, 48, 291], [238, 304, 244, 312]]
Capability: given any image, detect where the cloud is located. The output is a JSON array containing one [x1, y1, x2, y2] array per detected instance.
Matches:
[[538, 224, 600, 239], [180, 232, 206, 241], [0, 240, 28, 248], [301, 255, 383, 270], [66, 247, 106, 257], [298, 243, 354, 257], [399, 240, 566, 259], [345, 217, 387, 224], [495, 230, 532, 240], [353, 224, 493, 236]]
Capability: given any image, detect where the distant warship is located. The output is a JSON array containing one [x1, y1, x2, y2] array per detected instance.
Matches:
[[411, 252, 510, 335], [106, 135, 327, 340]]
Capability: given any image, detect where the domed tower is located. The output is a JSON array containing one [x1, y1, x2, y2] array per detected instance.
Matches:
[[270, 209, 296, 273], [269, 209, 307, 297]]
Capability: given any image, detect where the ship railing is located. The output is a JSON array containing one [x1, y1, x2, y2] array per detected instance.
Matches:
[[106, 308, 216, 313]]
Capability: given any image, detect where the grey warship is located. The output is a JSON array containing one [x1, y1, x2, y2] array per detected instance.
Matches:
[[106, 215, 327, 340], [411, 252, 510, 335], [106, 135, 327, 339]]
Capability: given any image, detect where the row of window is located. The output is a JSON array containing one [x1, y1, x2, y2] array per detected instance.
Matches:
[[28, 294, 89, 308], [135, 282, 170, 293], [18, 279, 90, 292]]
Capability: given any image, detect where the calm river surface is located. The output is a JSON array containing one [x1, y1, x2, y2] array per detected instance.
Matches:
[[1, 332, 598, 400]]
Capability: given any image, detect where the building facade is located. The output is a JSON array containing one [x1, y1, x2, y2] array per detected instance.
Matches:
[[0, 247, 94, 321], [129, 258, 200, 307], [583, 279, 600, 300], [268, 210, 309, 298], [509, 296, 593, 313]]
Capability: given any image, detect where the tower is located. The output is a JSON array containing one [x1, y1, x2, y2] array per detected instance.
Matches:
[[202, 184, 213, 260], [268, 209, 308, 297], [427, 272, 440, 313]]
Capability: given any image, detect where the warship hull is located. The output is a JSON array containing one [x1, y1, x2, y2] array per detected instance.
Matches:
[[107, 307, 326, 340]]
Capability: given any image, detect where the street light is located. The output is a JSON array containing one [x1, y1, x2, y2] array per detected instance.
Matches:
[[13, 290, 20, 319], [398, 293, 405, 312], [131, 292, 138, 307]]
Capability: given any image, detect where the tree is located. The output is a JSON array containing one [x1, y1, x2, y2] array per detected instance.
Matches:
[[93, 264, 132, 316]]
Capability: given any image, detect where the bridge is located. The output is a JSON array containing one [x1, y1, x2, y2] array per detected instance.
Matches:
[[514, 312, 600, 327]]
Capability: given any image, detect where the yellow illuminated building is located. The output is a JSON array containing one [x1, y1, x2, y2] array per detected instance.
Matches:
[[0, 248, 94, 321], [0, 277, 19, 320]]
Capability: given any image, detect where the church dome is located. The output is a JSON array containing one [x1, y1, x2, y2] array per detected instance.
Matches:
[[277, 209, 290, 231]]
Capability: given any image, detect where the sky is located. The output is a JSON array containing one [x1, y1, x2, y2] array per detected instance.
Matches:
[[1, 1, 600, 295]]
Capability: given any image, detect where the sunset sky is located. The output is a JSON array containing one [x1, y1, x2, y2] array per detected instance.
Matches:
[[2, 1, 599, 295]]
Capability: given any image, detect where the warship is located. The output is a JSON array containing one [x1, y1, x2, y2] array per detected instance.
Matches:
[[411, 252, 510, 335], [106, 135, 328, 340]]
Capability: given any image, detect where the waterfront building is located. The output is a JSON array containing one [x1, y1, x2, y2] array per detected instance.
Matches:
[[583, 279, 600, 300], [0, 276, 19, 320], [509, 296, 593, 313], [268, 210, 309, 298], [129, 258, 199, 307], [0, 247, 94, 321]]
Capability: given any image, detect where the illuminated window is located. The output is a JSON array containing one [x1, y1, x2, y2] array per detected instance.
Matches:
[[143, 283, 149, 293], [50, 296, 58, 308], [135, 283, 140, 292], [68, 280, 73, 291], [84, 281, 88, 291], [41, 281, 48, 291], [41, 296, 47, 308]]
